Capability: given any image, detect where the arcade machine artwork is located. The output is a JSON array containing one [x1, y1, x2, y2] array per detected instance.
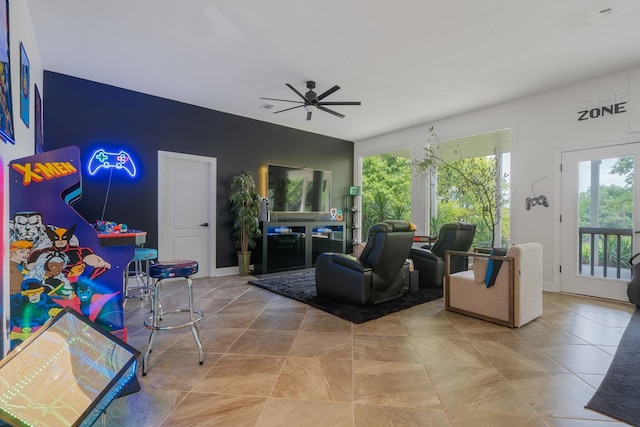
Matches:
[[7, 146, 135, 351]]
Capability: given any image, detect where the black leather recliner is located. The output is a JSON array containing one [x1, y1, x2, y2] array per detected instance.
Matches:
[[315, 220, 415, 305], [409, 222, 476, 288]]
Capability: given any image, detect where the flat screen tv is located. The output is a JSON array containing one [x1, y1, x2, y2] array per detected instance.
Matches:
[[268, 164, 331, 213]]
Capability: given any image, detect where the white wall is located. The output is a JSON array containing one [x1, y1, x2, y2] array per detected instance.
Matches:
[[0, 2, 43, 162], [355, 67, 640, 292], [1, 2, 43, 356]]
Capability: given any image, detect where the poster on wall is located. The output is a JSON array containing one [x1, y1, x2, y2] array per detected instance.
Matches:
[[0, 0, 14, 144], [34, 84, 43, 153], [19, 42, 29, 127]]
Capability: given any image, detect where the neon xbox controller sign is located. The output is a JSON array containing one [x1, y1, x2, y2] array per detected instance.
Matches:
[[87, 149, 137, 177]]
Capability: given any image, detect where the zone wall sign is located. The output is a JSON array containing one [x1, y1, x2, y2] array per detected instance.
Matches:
[[576, 91, 628, 122]]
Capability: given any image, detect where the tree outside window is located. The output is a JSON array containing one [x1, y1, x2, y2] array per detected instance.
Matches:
[[412, 127, 510, 248], [361, 153, 412, 237]]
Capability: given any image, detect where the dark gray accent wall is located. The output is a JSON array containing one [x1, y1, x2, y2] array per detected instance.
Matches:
[[42, 72, 353, 269]]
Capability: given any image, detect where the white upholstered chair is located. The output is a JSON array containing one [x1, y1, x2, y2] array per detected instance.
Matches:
[[444, 242, 543, 328]]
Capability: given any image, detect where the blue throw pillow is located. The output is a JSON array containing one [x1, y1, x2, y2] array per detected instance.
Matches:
[[485, 247, 508, 287]]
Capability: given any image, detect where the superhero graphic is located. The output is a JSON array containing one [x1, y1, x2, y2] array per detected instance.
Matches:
[[9, 211, 53, 250], [9, 278, 63, 349], [26, 251, 74, 299], [9, 240, 33, 295], [53, 276, 122, 332], [27, 223, 111, 284]]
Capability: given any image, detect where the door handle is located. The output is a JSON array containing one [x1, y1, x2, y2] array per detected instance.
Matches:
[[200, 223, 209, 227]]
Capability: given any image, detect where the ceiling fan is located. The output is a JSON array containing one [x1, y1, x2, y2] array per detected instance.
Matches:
[[261, 81, 361, 121]]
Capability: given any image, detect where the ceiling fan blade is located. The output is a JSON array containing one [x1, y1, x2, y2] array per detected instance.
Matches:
[[317, 85, 340, 101], [318, 101, 362, 106], [273, 105, 304, 114], [286, 84, 309, 102], [306, 110, 312, 121], [317, 105, 345, 119], [260, 97, 304, 104]]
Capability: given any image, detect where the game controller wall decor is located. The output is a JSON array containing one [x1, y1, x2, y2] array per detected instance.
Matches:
[[87, 149, 137, 178], [526, 195, 549, 210], [526, 176, 550, 210]]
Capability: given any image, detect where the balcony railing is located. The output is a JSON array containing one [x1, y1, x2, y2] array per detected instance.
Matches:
[[579, 227, 632, 279]]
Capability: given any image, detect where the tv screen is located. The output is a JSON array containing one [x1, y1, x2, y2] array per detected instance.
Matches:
[[268, 164, 331, 213]]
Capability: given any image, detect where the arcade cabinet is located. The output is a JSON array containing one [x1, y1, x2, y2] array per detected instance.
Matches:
[[5, 146, 136, 353]]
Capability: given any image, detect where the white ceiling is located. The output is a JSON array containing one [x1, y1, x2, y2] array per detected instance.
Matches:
[[25, 0, 640, 142]]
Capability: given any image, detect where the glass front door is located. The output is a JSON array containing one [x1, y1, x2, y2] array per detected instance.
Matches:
[[561, 143, 640, 301]]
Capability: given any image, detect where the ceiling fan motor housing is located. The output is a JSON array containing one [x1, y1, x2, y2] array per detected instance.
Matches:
[[305, 81, 317, 104]]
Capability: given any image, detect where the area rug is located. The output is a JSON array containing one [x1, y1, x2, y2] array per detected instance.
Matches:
[[248, 269, 443, 323], [586, 308, 640, 426]]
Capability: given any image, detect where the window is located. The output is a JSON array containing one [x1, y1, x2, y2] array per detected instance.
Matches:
[[361, 149, 412, 238], [422, 129, 511, 247]]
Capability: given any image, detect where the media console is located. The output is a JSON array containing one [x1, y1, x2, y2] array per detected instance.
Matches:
[[254, 221, 346, 274]]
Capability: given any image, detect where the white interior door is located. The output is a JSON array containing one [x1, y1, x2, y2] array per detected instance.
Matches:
[[158, 151, 216, 277], [561, 143, 640, 301]]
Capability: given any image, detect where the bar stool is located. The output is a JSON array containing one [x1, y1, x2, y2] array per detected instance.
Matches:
[[142, 259, 203, 376], [123, 248, 158, 304]]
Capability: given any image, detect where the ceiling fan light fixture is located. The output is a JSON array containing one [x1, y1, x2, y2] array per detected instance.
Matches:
[[262, 80, 361, 120]]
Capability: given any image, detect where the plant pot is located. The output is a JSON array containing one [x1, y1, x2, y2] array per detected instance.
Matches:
[[237, 251, 252, 276]]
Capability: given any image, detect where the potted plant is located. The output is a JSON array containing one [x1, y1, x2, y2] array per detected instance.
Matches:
[[229, 171, 262, 275]]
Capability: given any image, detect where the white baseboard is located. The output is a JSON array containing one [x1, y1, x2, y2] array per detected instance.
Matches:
[[214, 266, 242, 277]]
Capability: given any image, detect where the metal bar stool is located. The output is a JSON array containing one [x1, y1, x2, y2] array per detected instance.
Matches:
[[142, 259, 203, 376], [123, 248, 157, 304]]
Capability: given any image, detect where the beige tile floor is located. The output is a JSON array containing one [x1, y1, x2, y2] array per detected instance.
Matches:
[[99, 275, 637, 426]]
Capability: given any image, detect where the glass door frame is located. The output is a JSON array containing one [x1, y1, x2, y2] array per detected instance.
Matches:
[[560, 142, 640, 301]]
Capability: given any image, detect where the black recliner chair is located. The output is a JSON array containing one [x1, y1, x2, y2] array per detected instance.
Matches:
[[315, 220, 415, 305], [409, 222, 476, 288]]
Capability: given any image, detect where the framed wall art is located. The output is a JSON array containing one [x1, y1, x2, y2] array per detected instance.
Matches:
[[34, 84, 42, 153], [0, 0, 14, 144], [19, 42, 29, 127]]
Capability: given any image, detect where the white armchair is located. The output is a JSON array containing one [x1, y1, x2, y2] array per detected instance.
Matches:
[[444, 242, 543, 328]]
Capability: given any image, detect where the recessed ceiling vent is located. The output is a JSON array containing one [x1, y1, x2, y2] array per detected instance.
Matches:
[[259, 103, 274, 110]]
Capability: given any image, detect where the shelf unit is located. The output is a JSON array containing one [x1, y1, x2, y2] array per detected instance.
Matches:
[[254, 221, 346, 274], [345, 193, 361, 253]]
